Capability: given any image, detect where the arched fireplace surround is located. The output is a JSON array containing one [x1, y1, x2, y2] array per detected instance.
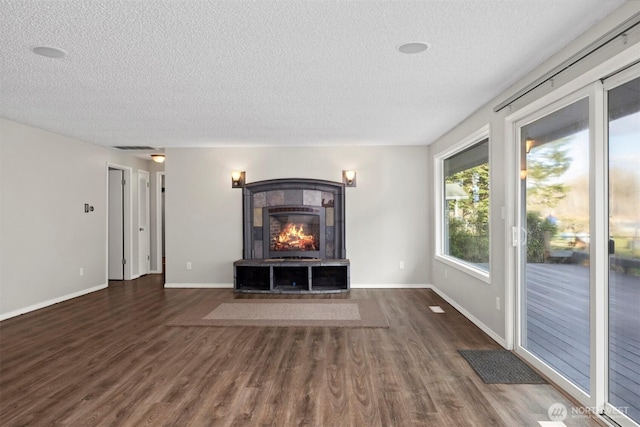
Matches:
[[241, 178, 346, 260]]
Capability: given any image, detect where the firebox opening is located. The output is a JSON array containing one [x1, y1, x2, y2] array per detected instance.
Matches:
[[263, 205, 326, 259], [270, 214, 319, 253]]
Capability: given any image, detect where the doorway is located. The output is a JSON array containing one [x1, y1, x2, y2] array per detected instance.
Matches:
[[108, 168, 124, 280], [107, 165, 132, 281]]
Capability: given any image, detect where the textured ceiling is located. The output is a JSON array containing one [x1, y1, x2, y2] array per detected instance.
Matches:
[[0, 0, 627, 148]]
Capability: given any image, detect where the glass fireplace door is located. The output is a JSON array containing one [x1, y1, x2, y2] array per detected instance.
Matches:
[[264, 206, 325, 259]]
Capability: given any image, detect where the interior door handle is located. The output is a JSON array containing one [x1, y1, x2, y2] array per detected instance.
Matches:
[[140, 227, 144, 231], [609, 238, 615, 255]]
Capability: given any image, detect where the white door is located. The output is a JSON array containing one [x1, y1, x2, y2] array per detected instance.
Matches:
[[108, 169, 124, 280], [138, 171, 150, 276]]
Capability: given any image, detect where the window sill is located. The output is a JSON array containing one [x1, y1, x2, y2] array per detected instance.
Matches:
[[435, 255, 490, 284]]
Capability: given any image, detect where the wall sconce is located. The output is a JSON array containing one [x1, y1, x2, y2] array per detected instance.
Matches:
[[231, 171, 245, 188], [525, 139, 534, 154], [343, 170, 357, 187], [151, 154, 165, 163], [520, 169, 528, 180]]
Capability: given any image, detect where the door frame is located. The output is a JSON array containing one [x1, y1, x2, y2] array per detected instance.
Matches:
[[105, 163, 133, 281]]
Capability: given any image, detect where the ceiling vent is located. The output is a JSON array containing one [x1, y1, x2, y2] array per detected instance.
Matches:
[[114, 146, 157, 150]]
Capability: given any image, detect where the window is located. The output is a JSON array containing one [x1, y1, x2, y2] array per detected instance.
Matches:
[[441, 137, 490, 273]]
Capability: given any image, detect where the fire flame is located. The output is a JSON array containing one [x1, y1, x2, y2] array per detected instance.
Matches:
[[273, 223, 317, 251]]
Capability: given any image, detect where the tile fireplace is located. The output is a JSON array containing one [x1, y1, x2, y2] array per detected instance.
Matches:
[[241, 178, 346, 260], [235, 178, 349, 293]]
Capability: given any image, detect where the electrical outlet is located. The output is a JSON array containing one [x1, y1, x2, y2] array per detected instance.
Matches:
[[496, 297, 501, 311], [186, 262, 192, 270], [399, 261, 404, 270], [79, 267, 84, 276]]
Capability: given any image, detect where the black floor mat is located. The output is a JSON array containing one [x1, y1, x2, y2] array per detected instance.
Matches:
[[458, 349, 547, 384]]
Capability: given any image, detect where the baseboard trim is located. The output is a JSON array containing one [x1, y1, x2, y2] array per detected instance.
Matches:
[[0, 283, 108, 321], [428, 285, 507, 348], [351, 283, 431, 289], [164, 283, 234, 289]]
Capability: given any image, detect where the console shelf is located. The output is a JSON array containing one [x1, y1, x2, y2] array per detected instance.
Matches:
[[233, 259, 350, 294]]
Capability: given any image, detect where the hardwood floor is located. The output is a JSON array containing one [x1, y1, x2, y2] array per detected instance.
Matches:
[[0, 275, 603, 426]]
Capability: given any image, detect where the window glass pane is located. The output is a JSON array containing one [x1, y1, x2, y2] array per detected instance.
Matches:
[[443, 139, 489, 271], [521, 97, 590, 393]]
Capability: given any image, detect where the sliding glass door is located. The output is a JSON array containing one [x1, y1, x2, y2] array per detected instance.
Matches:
[[516, 67, 640, 427], [607, 74, 640, 425]]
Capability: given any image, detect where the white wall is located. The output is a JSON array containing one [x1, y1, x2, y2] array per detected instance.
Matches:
[[164, 145, 430, 287], [0, 119, 162, 319], [427, 1, 639, 346]]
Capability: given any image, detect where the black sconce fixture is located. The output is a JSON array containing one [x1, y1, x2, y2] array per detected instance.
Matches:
[[231, 171, 246, 188]]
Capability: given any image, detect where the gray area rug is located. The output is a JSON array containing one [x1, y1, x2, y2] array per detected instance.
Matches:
[[458, 349, 547, 384], [167, 299, 389, 328]]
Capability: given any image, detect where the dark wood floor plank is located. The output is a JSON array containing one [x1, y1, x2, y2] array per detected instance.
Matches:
[[0, 274, 606, 426]]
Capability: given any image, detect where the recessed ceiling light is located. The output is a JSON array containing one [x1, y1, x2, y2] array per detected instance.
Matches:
[[397, 42, 430, 54], [31, 46, 66, 58]]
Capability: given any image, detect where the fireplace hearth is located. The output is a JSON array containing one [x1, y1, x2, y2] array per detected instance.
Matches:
[[234, 178, 349, 293]]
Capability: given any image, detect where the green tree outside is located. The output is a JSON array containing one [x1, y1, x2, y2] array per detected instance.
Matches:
[[445, 163, 489, 265]]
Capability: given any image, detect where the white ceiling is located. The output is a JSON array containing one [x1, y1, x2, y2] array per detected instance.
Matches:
[[0, 0, 627, 149]]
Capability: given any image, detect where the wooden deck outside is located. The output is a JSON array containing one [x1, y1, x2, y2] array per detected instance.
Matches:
[[525, 262, 640, 422]]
